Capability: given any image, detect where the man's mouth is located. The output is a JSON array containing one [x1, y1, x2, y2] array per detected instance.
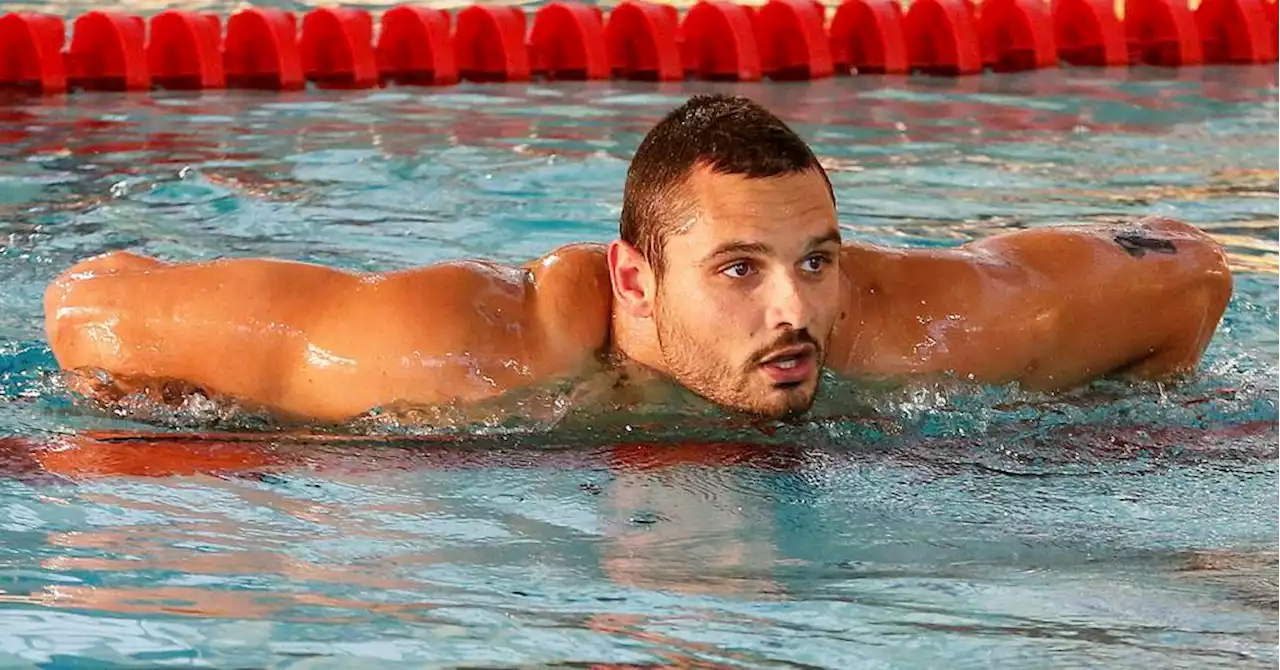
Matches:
[[758, 345, 816, 386]]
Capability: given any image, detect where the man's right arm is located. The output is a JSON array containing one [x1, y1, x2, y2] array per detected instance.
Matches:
[[43, 245, 613, 424], [45, 252, 370, 421]]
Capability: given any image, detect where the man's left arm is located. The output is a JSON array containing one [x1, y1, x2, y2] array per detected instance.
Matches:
[[827, 216, 1234, 391], [967, 215, 1234, 387]]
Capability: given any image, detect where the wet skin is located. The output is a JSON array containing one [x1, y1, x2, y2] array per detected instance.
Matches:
[[44, 168, 1233, 425]]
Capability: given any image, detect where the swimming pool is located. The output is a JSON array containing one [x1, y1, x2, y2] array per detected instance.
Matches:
[[0, 66, 1276, 667]]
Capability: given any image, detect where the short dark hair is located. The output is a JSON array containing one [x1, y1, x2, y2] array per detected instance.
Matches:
[[619, 94, 832, 275]]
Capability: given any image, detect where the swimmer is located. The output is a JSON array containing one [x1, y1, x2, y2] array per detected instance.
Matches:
[[43, 94, 1233, 425]]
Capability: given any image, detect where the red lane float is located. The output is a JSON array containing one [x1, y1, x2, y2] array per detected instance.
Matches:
[[529, 2, 611, 80], [300, 7, 378, 88], [904, 0, 984, 75], [1266, 1, 1279, 61], [757, 0, 834, 79], [1270, 1, 1280, 57], [1125, 0, 1203, 66], [148, 11, 225, 90], [1052, 0, 1127, 66], [375, 6, 457, 86], [224, 8, 304, 90], [455, 5, 530, 82], [660, 4, 680, 28], [0, 13, 67, 93], [680, 1, 761, 80], [605, 0, 683, 80], [1196, 0, 1275, 63], [830, 0, 909, 74], [978, 0, 1058, 71], [66, 11, 150, 91]]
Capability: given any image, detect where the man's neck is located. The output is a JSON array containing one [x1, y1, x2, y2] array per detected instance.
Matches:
[[607, 309, 666, 376]]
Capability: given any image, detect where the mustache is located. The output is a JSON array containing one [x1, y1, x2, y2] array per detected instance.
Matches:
[[749, 329, 820, 366]]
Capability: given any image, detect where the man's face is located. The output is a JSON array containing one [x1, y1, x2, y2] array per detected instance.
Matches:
[[653, 167, 842, 419]]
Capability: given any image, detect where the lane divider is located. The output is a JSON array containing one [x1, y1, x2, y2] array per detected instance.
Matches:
[[757, 0, 834, 79], [302, 7, 378, 88], [224, 8, 303, 90], [1126, 0, 1203, 65], [1269, 0, 1279, 40], [377, 6, 456, 86], [979, 0, 1058, 71], [150, 10, 224, 90], [1054, 0, 1128, 66], [1270, 0, 1279, 66], [680, 1, 762, 81], [531, 3, 609, 80], [1196, 0, 1273, 63], [606, 1, 683, 80], [905, 0, 983, 76], [456, 5, 530, 82], [0, 0, 1274, 95], [830, 0, 910, 75]]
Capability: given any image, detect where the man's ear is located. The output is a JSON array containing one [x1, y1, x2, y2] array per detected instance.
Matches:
[[607, 240, 655, 319]]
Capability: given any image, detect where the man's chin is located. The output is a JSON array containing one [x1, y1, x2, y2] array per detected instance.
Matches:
[[671, 370, 820, 421], [745, 382, 819, 421]]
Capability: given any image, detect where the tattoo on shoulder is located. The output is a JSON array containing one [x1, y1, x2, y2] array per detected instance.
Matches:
[[1114, 231, 1177, 258]]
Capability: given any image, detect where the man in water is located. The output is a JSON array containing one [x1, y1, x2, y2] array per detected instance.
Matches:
[[43, 94, 1233, 425]]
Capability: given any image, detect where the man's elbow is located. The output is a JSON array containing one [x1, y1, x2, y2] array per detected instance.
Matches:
[[1184, 225, 1233, 329], [44, 268, 85, 369], [44, 282, 102, 375], [1145, 233, 1234, 378], [1142, 215, 1233, 324], [45, 251, 164, 354]]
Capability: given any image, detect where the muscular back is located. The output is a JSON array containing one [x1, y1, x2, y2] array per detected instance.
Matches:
[[45, 244, 612, 423]]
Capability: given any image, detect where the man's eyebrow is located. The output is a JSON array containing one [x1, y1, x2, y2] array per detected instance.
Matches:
[[807, 230, 843, 250], [701, 240, 772, 264], [700, 231, 842, 265]]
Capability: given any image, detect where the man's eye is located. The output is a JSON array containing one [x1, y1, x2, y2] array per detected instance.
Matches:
[[722, 261, 754, 278], [802, 255, 829, 273]]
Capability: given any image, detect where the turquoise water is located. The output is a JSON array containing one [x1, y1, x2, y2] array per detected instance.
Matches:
[[0, 67, 1277, 667]]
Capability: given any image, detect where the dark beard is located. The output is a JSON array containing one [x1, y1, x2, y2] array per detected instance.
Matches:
[[654, 304, 825, 419]]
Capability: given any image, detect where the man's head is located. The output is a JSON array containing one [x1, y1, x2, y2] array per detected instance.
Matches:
[[608, 94, 842, 420]]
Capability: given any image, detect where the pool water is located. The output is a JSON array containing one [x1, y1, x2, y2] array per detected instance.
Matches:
[[0, 67, 1277, 667]]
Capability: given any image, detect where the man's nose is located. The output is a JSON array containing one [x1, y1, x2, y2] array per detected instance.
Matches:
[[764, 271, 811, 331]]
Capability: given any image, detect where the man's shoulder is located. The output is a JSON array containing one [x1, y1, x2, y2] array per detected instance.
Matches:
[[529, 243, 614, 358], [837, 240, 999, 288], [526, 243, 609, 275], [370, 242, 614, 357]]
